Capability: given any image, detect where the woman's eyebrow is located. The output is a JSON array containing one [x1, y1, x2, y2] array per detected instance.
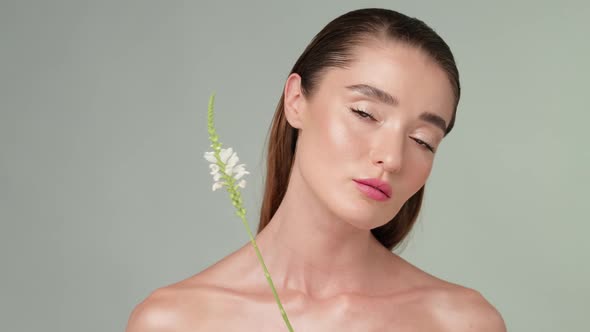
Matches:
[[346, 83, 398, 106], [419, 112, 447, 134], [345, 83, 447, 133]]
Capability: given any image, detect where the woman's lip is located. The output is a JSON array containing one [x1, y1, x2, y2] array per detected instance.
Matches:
[[354, 181, 391, 201], [353, 178, 392, 198]]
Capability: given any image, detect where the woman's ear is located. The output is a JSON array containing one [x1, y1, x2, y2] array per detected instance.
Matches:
[[283, 73, 306, 129]]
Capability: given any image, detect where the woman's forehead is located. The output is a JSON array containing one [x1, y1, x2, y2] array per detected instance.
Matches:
[[302, 44, 454, 125], [328, 43, 442, 84], [317, 45, 454, 110]]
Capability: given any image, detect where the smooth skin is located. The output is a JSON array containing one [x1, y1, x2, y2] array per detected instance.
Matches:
[[126, 40, 507, 331]]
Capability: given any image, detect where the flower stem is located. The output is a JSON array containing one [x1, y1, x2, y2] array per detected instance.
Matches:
[[237, 210, 295, 332], [206, 92, 295, 332]]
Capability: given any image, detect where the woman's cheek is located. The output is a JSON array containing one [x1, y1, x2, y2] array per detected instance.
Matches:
[[328, 120, 354, 152], [407, 159, 433, 192], [326, 111, 366, 156]]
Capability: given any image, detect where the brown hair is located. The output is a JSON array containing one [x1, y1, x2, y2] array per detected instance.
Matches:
[[256, 8, 461, 251]]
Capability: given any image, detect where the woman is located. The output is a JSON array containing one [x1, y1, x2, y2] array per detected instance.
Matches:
[[127, 8, 507, 331]]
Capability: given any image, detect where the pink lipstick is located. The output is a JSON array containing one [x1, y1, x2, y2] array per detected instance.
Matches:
[[353, 178, 392, 201]]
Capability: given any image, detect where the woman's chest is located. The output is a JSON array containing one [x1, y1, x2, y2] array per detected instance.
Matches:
[[199, 292, 441, 332]]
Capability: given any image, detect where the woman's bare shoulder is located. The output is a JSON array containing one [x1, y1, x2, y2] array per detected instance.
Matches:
[[424, 285, 507, 332], [388, 255, 506, 331], [125, 280, 206, 332], [125, 248, 251, 332]]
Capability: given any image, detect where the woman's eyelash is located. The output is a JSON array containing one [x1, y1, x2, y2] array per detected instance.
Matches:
[[350, 107, 435, 153], [350, 107, 376, 121], [412, 138, 435, 153]]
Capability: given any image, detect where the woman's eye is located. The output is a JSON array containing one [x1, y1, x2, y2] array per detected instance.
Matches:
[[349, 107, 435, 153], [412, 137, 435, 153], [350, 107, 376, 121]]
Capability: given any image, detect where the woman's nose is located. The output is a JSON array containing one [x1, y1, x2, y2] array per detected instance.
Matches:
[[371, 140, 403, 174]]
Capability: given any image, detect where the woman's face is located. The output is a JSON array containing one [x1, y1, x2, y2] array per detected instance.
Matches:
[[284, 41, 456, 230]]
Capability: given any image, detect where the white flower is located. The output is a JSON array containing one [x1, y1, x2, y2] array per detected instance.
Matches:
[[204, 147, 250, 191], [204, 151, 217, 163], [212, 182, 225, 191]]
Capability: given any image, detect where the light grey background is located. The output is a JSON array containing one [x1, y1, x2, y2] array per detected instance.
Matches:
[[1, 0, 588, 331]]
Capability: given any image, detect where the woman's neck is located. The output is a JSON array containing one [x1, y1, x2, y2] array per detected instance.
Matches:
[[253, 167, 394, 299]]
